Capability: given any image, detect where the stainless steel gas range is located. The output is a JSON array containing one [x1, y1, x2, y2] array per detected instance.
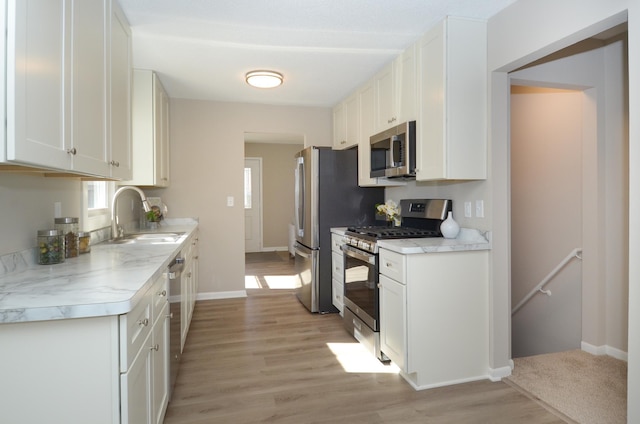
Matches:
[[341, 198, 452, 361]]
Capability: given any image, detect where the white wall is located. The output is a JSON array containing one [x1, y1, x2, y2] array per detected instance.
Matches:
[[153, 99, 331, 297], [0, 174, 81, 256], [487, 0, 637, 420], [509, 87, 583, 357]]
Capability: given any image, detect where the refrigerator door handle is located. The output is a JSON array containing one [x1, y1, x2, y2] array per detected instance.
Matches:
[[295, 156, 305, 238]]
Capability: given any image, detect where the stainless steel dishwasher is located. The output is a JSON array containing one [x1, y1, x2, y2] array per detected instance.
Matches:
[[167, 255, 184, 400]]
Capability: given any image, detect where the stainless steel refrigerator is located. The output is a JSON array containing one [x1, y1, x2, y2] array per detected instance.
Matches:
[[293, 146, 384, 313]]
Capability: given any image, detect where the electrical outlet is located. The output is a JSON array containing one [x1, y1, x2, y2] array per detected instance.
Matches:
[[227, 196, 234, 207], [464, 202, 472, 218], [475, 200, 484, 218]]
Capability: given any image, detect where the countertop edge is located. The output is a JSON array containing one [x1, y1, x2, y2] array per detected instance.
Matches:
[[0, 221, 199, 324]]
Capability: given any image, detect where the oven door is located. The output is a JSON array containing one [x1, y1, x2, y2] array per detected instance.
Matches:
[[342, 244, 379, 331]]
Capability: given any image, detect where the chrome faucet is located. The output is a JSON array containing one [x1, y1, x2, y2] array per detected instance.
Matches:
[[111, 186, 152, 239]]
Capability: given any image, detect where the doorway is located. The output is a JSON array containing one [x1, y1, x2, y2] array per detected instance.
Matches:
[[507, 33, 629, 360], [244, 158, 263, 252]]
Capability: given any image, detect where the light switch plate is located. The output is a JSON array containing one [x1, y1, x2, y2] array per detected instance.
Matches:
[[475, 200, 484, 218], [464, 202, 472, 218], [227, 196, 234, 207]]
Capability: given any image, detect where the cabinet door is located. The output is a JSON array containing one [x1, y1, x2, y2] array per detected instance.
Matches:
[[152, 304, 170, 424], [397, 44, 417, 123], [416, 17, 487, 181], [332, 101, 346, 149], [357, 82, 377, 186], [344, 93, 359, 149], [121, 335, 152, 424], [70, 0, 109, 176], [154, 74, 170, 187], [417, 22, 446, 180], [331, 278, 344, 313], [109, 3, 132, 179], [374, 62, 397, 131], [379, 274, 407, 371], [6, 0, 70, 169]]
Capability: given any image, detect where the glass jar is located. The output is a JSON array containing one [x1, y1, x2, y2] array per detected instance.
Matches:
[[37, 229, 65, 265], [78, 231, 91, 254], [54, 217, 79, 258]]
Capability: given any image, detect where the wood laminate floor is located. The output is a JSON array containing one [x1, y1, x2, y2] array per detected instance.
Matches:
[[163, 252, 568, 424]]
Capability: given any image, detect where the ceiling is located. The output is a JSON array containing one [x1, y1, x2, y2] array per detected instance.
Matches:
[[118, 0, 517, 108]]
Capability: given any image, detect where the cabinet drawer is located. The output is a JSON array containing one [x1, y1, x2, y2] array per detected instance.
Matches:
[[332, 278, 344, 313], [379, 249, 406, 283], [331, 251, 344, 281], [151, 273, 169, 325], [331, 233, 345, 253], [120, 294, 152, 372]]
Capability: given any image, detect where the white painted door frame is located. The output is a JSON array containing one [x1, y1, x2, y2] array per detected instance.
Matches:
[[244, 157, 263, 252]]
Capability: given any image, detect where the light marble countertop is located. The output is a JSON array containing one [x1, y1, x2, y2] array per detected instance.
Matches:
[[0, 219, 198, 324], [330, 227, 348, 236], [377, 228, 491, 255]]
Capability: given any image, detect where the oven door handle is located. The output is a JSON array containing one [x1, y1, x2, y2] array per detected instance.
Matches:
[[341, 244, 376, 265]]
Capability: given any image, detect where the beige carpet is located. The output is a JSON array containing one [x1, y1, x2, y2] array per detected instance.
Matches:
[[507, 350, 627, 424]]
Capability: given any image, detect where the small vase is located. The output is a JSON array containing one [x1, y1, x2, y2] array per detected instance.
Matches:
[[440, 211, 460, 239]]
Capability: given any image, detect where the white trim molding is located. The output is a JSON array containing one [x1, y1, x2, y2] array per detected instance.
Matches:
[[488, 365, 513, 382], [582, 341, 628, 361], [197, 290, 248, 301]]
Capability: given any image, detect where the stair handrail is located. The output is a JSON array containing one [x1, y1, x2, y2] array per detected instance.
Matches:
[[511, 247, 583, 315]]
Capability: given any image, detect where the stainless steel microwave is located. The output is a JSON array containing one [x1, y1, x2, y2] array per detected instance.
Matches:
[[369, 121, 416, 178]]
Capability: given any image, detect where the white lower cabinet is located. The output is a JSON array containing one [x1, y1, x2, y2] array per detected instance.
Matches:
[[379, 248, 489, 389], [120, 272, 169, 424], [181, 231, 199, 350], [120, 339, 152, 424], [379, 274, 407, 371], [330, 232, 345, 314]]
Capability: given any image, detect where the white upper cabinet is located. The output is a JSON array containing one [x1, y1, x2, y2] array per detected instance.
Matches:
[[374, 61, 396, 131], [109, 2, 133, 180], [121, 69, 170, 187], [5, 0, 70, 169], [70, 0, 109, 177], [3, 0, 132, 179], [332, 92, 359, 150], [374, 44, 417, 133], [416, 17, 487, 181], [397, 44, 418, 124]]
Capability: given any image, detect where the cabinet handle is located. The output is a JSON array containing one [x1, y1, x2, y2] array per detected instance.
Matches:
[[110, 160, 120, 167], [377, 283, 381, 289], [386, 262, 392, 268], [340, 140, 346, 145], [166, 312, 173, 319], [67, 147, 77, 155], [158, 290, 167, 297], [150, 344, 159, 352], [187, 272, 192, 278], [138, 318, 149, 327]]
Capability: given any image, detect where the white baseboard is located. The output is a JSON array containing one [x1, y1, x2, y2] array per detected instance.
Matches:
[[196, 290, 247, 301], [401, 373, 489, 390], [488, 365, 513, 382], [581, 341, 628, 361], [250, 246, 288, 252]]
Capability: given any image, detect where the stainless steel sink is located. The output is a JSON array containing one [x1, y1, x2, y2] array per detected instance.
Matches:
[[103, 232, 185, 245]]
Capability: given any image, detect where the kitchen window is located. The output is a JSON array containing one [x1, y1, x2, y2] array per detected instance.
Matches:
[[82, 181, 114, 231]]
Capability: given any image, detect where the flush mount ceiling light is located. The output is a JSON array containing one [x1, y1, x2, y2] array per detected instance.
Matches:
[[245, 70, 283, 89]]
